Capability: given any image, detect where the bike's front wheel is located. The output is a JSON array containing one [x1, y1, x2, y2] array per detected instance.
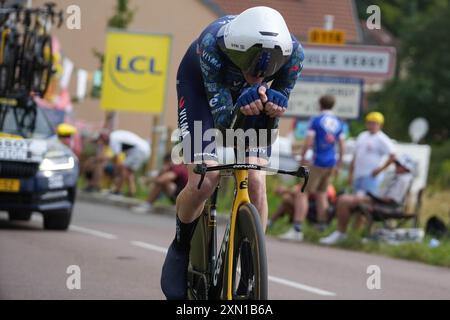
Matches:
[[226, 203, 268, 300]]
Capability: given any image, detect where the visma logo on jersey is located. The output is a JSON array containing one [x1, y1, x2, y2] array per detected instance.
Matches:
[[101, 31, 172, 114]]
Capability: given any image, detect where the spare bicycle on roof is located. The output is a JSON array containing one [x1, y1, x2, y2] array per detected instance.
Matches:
[[0, 1, 63, 103]]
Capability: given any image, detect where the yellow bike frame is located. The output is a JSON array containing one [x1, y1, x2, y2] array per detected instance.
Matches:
[[226, 169, 250, 300], [192, 161, 309, 300]]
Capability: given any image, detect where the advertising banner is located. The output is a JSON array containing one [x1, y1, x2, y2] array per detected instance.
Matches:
[[101, 30, 172, 114]]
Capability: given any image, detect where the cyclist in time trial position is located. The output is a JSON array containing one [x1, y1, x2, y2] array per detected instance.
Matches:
[[161, 6, 304, 299]]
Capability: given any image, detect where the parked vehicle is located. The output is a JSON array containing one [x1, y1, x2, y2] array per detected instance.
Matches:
[[0, 101, 79, 230]]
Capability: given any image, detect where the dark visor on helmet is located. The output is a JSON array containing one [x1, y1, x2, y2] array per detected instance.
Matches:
[[223, 44, 289, 78]]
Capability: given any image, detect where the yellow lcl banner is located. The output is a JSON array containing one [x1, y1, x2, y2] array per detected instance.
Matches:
[[101, 30, 172, 113]]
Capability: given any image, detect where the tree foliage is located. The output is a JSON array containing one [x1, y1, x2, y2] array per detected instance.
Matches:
[[91, 0, 135, 98], [108, 0, 135, 29], [356, 0, 438, 37], [357, 0, 450, 144]]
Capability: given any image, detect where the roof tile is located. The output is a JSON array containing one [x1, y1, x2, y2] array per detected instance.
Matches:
[[206, 0, 362, 43]]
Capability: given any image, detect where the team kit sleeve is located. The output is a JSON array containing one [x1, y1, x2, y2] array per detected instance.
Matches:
[[269, 43, 304, 99], [198, 33, 235, 131]]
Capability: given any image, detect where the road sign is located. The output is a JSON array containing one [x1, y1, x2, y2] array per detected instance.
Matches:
[[285, 76, 363, 119], [101, 30, 172, 114], [308, 28, 346, 45], [302, 44, 396, 80]]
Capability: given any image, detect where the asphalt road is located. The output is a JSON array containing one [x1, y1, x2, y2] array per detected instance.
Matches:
[[1, 200, 450, 300]]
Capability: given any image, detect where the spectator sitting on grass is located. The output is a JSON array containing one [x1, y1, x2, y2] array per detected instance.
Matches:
[[268, 184, 337, 229], [109, 130, 150, 198], [132, 154, 188, 213], [319, 155, 415, 245], [83, 129, 114, 193]]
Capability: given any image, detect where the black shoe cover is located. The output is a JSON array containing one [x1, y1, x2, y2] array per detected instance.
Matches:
[[160, 239, 189, 300]]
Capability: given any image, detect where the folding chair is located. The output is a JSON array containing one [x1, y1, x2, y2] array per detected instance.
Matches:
[[356, 189, 424, 235]]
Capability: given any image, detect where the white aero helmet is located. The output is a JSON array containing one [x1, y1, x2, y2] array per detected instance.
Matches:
[[218, 6, 293, 77]]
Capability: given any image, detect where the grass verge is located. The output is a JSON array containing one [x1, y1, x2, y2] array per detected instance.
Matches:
[[219, 176, 450, 268]]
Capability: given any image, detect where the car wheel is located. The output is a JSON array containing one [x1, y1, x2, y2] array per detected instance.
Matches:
[[8, 211, 33, 221], [43, 208, 72, 231]]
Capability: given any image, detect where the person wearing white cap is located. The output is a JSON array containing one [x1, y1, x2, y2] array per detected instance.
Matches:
[[320, 154, 415, 245]]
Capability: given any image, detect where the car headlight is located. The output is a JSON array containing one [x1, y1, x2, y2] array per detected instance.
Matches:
[[39, 150, 75, 171]]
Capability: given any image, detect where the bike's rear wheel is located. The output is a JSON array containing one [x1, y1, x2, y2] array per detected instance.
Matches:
[[226, 203, 268, 300]]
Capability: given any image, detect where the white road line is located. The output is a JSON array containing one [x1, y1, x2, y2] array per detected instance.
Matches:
[[70, 225, 118, 240], [32, 216, 118, 240], [268, 275, 336, 296], [131, 241, 168, 254], [130, 240, 336, 297]]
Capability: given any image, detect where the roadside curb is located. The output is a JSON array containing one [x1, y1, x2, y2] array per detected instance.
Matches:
[[77, 191, 229, 224]]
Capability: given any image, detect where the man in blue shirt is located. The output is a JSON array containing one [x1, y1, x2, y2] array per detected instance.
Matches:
[[280, 95, 345, 241]]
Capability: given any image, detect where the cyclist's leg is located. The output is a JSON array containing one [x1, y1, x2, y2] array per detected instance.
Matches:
[[247, 155, 269, 231], [176, 162, 219, 224], [173, 118, 219, 251], [175, 41, 220, 224], [161, 41, 219, 300], [244, 132, 272, 231]]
